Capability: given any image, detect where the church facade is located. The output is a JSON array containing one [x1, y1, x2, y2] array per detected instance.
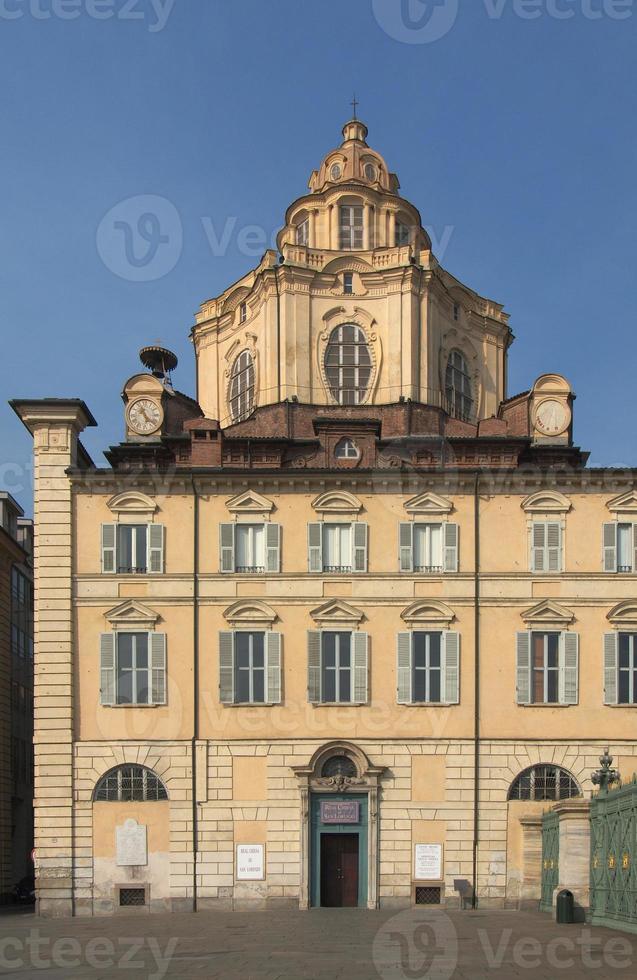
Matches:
[[12, 118, 637, 916]]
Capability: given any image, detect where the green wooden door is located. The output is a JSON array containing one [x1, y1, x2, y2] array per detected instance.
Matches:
[[310, 794, 368, 908]]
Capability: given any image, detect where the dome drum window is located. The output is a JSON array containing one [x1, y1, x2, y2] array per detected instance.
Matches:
[[335, 438, 359, 460], [330, 163, 343, 181], [445, 350, 473, 421], [364, 163, 377, 182], [229, 350, 255, 423], [325, 324, 372, 406], [95, 765, 168, 802]]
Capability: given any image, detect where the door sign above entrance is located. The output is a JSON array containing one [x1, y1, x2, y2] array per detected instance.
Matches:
[[320, 800, 361, 824]]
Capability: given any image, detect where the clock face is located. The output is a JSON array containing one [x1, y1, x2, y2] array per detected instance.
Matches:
[[535, 399, 570, 436], [127, 398, 162, 435]]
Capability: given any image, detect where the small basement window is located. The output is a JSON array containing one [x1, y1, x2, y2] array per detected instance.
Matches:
[[415, 886, 441, 906], [119, 888, 147, 907]]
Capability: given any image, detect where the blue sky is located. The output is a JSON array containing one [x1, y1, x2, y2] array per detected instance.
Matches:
[[2, 0, 636, 511]]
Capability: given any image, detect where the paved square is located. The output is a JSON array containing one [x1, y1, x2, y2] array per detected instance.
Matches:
[[0, 907, 635, 979]]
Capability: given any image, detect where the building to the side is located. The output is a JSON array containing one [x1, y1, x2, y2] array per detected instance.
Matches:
[[0, 492, 34, 902], [11, 118, 637, 917]]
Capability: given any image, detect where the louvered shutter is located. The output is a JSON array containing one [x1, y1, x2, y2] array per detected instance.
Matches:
[[352, 523, 368, 573], [442, 632, 460, 704], [100, 633, 116, 706], [602, 523, 617, 572], [307, 630, 322, 703], [516, 631, 532, 705], [399, 523, 413, 573], [101, 524, 116, 574], [219, 524, 235, 573], [150, 632, 167, 705], [308, 524, 323, 573], [265, 523, 281, 573], [633, 524, 637, 573], [559, 632, 578, 705], [603, 632, 619, 705], [219, 631, 235, 704], [148, 524, 165, 574], [265, 632, 282, 704], [352, 632, 369, 703], [443, 523, 459, 573], [397, 632, 413, 704], [531, 523, 546, 572], [547, 523, 562, 572]]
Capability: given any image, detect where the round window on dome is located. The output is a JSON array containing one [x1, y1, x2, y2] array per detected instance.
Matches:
[[330, 162, 342, 181], [364, 163, 376, 181]]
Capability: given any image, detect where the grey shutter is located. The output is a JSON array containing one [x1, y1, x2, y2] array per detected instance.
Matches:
[[101, 524, 116, 574], [148, 524, 165, 574], [150, 632, 167, 705], [220, 524, 235, 573], [603, 523, 617, 572], [219, 631, 235, 704], [308, 523, 323, 573], [100, 633, 116, 706], [307, 630, 322, 703], [397, 632, 413, 704], [547, 522, 562, 572], [442, 631, 460, 704], [531, 522, 546, 572], [516, 631, 532, 705], [443, 523, 459, 573], [265, 632, 282, 704], [604, 632, 619, 705], [352, 632, 369, 703], [352, 522, 368, 573], [265, 523, 281, 573], [559, 632, 578, 706], [399, 523, 413, 573]]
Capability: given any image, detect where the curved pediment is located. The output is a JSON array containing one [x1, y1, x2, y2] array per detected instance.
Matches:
[[107, 491, 157, 517], [521, 491, 571, 514], [606, 491, 637, 515], [401, 600, 455, 628], [607, 601, 637, 628], [311, 490, 363, 515], [322, 256, 374, 275], [521, 600, 574, 628], [310, 599, 365, 627], [105, 600, 160, 630], [223, 599, 278, 628], [225, 490, 275, 515], [532, 374, 572, 395], [404, 492, 453, 516]]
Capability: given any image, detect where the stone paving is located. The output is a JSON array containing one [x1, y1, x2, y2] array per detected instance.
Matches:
[[0, 906, 636, 979]]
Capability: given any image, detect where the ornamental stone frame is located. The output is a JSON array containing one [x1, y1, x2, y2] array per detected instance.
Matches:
[[292, 740, 384, 910]]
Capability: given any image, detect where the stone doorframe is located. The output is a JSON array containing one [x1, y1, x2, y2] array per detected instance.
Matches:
[[292, 741, 384, 910]]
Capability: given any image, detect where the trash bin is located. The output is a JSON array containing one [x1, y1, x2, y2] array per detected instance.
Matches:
[[556, 889, 575, 924]]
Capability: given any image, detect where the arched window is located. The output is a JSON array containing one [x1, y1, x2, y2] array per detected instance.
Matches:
[[325, 324, 372, 405], [94, 765, 168, 802], [321, 755, 358, 779], [229, 350, 255, 423], [445, 350, 473, 421], [364, 163, 376, 182], [508, 765, 580, 802], [335, 438, 359, 460]]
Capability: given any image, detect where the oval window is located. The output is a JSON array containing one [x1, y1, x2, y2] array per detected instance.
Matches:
[[330, 162, 342, 181], [229, 350, 255, 423], [324, 324, 372, 406], [364, 163, 376, 181], [335, 438, 359, 459]]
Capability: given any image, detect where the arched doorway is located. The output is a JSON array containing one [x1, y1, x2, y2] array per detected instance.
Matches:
[[292, 742, 383, 909]]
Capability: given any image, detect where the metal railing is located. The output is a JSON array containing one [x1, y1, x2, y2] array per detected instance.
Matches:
[[235, 566, 265, 574]]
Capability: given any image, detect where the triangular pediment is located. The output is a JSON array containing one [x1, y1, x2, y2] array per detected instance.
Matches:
[[226, 490, 275, 515], [521, 600, 574, 627], [223, 599, 278, 627], [607, 491, 637, 515], [607, 601, 637, 627], [401, 600, 455, 628], [105, 600, 160, 630], [310, 599, 365, 627], [312, 491, 363, 515], [521, 491, 571, 514], [107, 491, 157, 517], [403, 492, 453, 516]]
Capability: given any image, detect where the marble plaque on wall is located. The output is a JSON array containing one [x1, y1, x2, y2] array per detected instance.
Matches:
[[116, 819, 148, 867]]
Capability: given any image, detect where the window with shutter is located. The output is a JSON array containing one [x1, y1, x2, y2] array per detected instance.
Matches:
[[396, 632, 412, 703], [265, 523, 281, 573], [531, 522, 562, 573], [150, 633, 167, 705], [219, 631, 235, 704], [220, 524, 235, 573], [617, 632, 637, 705], [307, 630, 322, 703], [100, 633, 116, 705], [399, 524, 413, 573], [265, 632, 282, 704], [603, 522, 618, 572], [558, 632, 578, 705], [442, 632, 460, 704], [101, 525, 116, 574], [148, 524, 165, 574], [352, 632, 369, 703], [352, 523, 368, 573], [443, 524, 459, 573], [307, 523, 323, 573], [516, 631, 532, 705]]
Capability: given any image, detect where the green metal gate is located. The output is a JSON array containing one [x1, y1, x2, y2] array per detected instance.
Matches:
[[540, 810, 559, 913], [590, 779, 637, 934]]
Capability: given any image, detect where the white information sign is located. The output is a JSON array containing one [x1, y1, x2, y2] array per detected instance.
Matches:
[[236, 844, 265, 881], [414, 843, 443, 881], [116, 820, 148, 867]]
